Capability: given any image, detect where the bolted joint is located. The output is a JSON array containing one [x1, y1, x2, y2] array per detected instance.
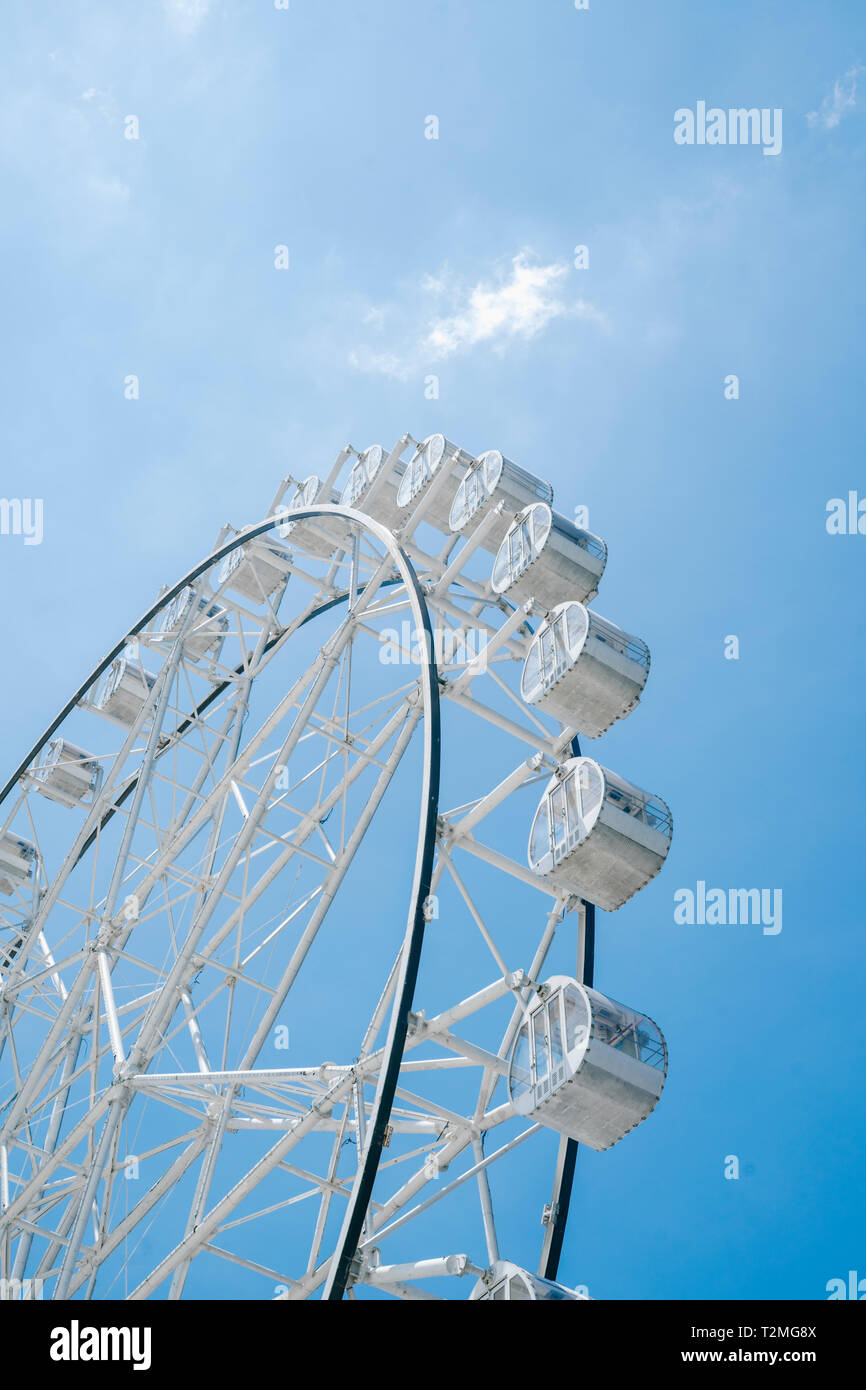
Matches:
[[406, 1010, 426, 1037], [541, 1201, 559, 1227], [345, 1248, 365, 1289]]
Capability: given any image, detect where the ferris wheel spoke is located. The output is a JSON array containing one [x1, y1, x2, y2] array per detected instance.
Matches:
[[64, 1133, 210, 1298], [126, 1070, 357, 1299]]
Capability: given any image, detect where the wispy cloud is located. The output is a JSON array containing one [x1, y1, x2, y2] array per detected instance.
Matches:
[[164, 0, 212, 36], [80, 88, 117, 124], [350, 250, 604, 380], [807, 64, 866, 130]]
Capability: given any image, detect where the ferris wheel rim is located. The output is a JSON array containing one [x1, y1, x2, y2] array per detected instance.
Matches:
[[0, 503, 447, 1301]]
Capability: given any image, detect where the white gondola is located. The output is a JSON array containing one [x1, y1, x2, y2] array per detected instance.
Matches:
[[520, 602, 650, 737], [0, 830, 37, 896], [279, 475, 345, 558], [94, 659, 157, 728], [491, 503, 607, 611], [156, 588, 228, 662], [339, 444, 406, 531], [508, 977, 666, 1150], [217, 537, 292, 602], [31, 739, 102, 807], [471, 1261, 589, 1301], [449, 450, 553, 551], [528, 757, 671, 910], [396, 434, 475, 533]]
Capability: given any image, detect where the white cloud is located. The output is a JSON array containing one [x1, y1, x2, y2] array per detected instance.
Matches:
[[807, 64, 866, 130], [350, 251, 604, 380], [164, 0, 212, 36], [425, 253, 576, 354]]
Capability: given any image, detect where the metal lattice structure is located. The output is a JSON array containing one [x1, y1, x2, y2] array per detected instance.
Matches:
[[0, 432, 671, 1301]]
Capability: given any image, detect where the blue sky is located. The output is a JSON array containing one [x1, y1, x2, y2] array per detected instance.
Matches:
[[1, 0, 865, 1299]]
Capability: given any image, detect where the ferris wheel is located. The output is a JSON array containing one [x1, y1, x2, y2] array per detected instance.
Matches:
[[0, 433, 672, 1302]]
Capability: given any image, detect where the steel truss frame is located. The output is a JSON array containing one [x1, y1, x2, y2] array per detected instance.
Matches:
[[0, 486, 602, 1302]]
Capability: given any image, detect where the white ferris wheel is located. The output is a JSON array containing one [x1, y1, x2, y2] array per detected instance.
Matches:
[[0, 433, 673, 1302]]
